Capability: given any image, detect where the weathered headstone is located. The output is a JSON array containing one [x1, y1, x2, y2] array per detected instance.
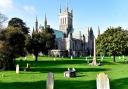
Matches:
[[96, 72, 110, 89], [16, 64, 19, 74], [71, 56, 73, 60], [46, 72, 54, 89]]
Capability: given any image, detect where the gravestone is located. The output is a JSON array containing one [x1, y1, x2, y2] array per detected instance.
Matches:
[[71, 56, 73, 60], [96, 72, 110, 89], [16, 64, 19, 74], [46, 72, 54, 89], [64, 68, 76, 77]]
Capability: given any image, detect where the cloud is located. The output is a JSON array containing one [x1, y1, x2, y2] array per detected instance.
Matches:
[[23, 5, 36, 15], [0, 0, 13, 12]]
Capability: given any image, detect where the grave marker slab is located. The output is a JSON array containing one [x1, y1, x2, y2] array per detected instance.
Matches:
[[46, 72, 54, 89], [96, 72, 110, 89], [16, 64, 19, 74]]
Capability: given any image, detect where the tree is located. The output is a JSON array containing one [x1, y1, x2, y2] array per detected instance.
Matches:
[[43, 27, 55, 55], [96, 27, 128, 62], [27, 32, 45, 61], [0, 12, 7, 29], [0, 27, 25, 70], [26, 27, 55, 61], [8, 17, 29, 34]]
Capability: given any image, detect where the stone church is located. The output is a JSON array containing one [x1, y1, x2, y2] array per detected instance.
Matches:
[[33, 6, 95, 57]]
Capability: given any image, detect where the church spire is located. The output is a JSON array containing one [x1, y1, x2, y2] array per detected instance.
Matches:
[[44, 14, 47, 29], [60, 4, 61, 13], [32, 27, 35, 33], [35, 16, 38, 32], [98, 26, 100, 36], [67, 2, 69, 11]]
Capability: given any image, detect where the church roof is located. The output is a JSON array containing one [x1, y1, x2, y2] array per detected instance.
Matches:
[[53, 29, 64, 38]]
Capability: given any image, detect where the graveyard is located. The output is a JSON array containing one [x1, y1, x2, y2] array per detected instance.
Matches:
[[0, 55, 128, 89]]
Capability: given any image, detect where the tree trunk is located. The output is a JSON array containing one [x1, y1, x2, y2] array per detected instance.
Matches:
[[35, 55, 38, 62], [113, 55, 116, 62]]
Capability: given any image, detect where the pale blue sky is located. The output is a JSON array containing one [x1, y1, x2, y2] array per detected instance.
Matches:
[[0, 0, 128, 36]]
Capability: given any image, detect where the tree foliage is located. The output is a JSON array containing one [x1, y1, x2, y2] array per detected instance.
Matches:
[[8, 17, 29, 34], [96, 27, 128, 62], [0, 27, 25, 69], [26, 27, 55, 61]]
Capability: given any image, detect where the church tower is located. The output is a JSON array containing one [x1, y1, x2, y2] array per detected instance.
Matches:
[[59, 6, 73, 37]]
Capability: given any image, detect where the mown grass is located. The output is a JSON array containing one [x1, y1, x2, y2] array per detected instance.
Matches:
[[0, 55, 128, 89]]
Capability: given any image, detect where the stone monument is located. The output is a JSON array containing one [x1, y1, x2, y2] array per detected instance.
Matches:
[[96, 72, 110, 89], [90, 37, 97, 66], [46, 72, 54, 89]]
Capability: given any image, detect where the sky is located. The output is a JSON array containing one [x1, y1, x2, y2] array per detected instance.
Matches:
[[0, 0, 128, 36]]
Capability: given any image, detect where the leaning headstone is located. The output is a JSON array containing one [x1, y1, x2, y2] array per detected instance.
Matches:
[[16, 64, 19, 74], [46, 72, 54, 89], [96, 72, 110, 89]]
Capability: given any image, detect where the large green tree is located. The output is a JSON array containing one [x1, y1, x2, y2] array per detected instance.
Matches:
[[26, 27, 55, 61], [96, 27, 128, 62], [0, 27, 25, 69], [8, 17, 29, 34]]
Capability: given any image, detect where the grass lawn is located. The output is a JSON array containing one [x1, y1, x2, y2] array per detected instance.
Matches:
[[0, 55, 128, 89]]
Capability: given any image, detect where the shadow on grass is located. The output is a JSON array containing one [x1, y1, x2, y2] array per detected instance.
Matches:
[[0, 81, 44, 89], [16, 59, 86, 68], [111, 77, 128, 89], [26, 67, 109, 73], [1, 76, 128, 89], [0, 80, 96, 89]]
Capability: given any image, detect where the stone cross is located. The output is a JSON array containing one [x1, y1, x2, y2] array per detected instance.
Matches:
[[96, 72, 110, 89], [16, 64, 19, 74], [46, 72, 54, 89]]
